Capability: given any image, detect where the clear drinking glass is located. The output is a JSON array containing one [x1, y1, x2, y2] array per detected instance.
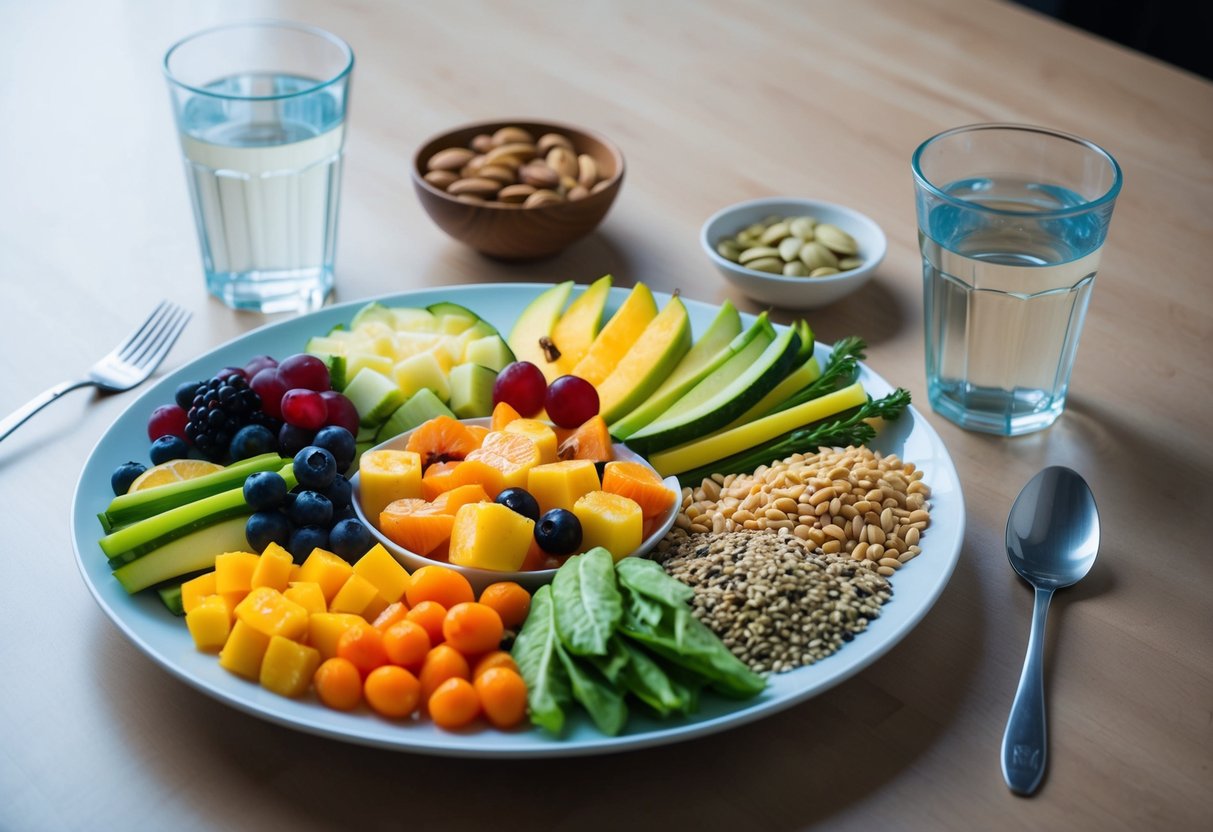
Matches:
[[912, 124, 1122, 436], [164, 21, 353, 313]]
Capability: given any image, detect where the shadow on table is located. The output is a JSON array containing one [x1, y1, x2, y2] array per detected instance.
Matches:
[[92, 544, 985, 831], [800, 276, 909, 348], [432, 228, 645, 290]]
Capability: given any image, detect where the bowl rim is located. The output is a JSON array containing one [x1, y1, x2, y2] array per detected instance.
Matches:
[[410, 118, 626, 211], [700, 196, 887, 286]]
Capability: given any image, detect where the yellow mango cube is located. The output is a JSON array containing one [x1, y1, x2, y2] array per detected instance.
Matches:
[[235, 586, 309, 641], [259, 636, 322, 698], [527, 459, 602, 515], [214, 551, 260, 597], [296, 548, 355, 603], [219, 620, 272, 680], [185, 595, 231, 652], [250, 542, 294, 591], [359, 449, 422, 522], [352, 543, 411, 604], [573, 491, 643, 561], [284, 581, 327, 616], [180, 571, 217, 614], [503, 419, 559, 464], [289, 564, 303, 582], [307, 612, 366, 660], [448, 502, 535, 572], [329, 573, 383, 617]]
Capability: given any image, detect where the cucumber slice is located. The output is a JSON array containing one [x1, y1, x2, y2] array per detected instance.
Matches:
[[464, 334, 515, 372], [350, 302, 396, 329], [156, 583, 186, 616], [427, 301, 481, 324], [113, 516, 250, 595], [343, 367, 406, 427], [448, 363, 497, 419], [722, 354, 822, 429], [626, 327, 801, 455], [375, 388, 456, 443], [100, 452, 285, 532]]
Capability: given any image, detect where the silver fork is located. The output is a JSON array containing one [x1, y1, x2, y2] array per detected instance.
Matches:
[[0, 301, 191, 443]]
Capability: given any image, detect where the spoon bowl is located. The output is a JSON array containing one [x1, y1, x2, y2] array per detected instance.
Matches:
[[1001, 466, 1100, 796]]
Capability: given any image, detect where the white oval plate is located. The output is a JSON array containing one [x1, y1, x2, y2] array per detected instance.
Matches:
[[70, 284, 964, 758]]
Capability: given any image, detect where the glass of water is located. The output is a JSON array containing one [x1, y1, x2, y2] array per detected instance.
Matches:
[[912, 124, 1122, 436], [164, 21, 353, 313]]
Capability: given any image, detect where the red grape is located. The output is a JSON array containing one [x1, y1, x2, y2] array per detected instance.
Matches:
[[320, 391, 360, 435], [544, 375, 600, 428], [278, 354, 331, 392], [281, 388, 327, 430], [243, 354, 279, 378], [147, 404, 189, 441], [493, 361, 547, 417], [215, 366, 248, 382], [250, 368, 288, 420]]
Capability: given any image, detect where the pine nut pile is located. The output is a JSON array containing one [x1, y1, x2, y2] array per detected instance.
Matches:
[[658, 445, 931, 577], [654, 531, 892, 673]]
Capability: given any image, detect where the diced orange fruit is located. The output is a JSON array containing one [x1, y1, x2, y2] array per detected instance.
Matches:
[[235, 587, 310, 641], [181, 571, 217, 614], [308, 613, 367, 660], [250, 542, 294, 591], [352, 543, 411, 604], [186, 595, 230, 651], [449, 458, 505, 500], [448, 502, 535, 572], [465, 424, 489, 448], [283, 581, 327, 616], [503, 419, 558, 464], [406, 415, 480, 469], [260, 636, 321, 698], [330, 573, 386, 618], [573, 490, 643, 561], [557, 415, 614, 462], [297, 548, 355, 603], [465, 431, 542, 492], [526, 459, 602, 515], [218, 620, 272, 680], [380, 498, 456, 556], [490, 400, 522, 431], [601, 460, 674, 519], [214, 551, 260, 598], [431, 483, 491, 515], [421, 460, 462, 501]]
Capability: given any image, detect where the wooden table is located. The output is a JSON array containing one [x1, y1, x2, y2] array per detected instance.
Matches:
[[2, 1, 1209, 829]]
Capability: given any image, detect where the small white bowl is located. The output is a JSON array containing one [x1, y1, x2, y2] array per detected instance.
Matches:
[[350, 417, 681, 593], [701, 197, 887, 310]]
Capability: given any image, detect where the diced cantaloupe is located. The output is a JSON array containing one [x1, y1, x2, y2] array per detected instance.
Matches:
[[308, 612, 366, 660], [283, 581, 327, 616], [250, 542, 294, 591], [527, 459, 602, 515], [214, 551, 260, 598], [503, 419, 558, 464], [185, 594, 231, 651], [235, 587, 310, 641], [352, 543, 411, 603], [359, 449, 423, 522], [430, 483, 491, 515], [219, 620, 272, 680], [296, 549, 355, 603], [448, 502, 535, 572], [573, 491, 643, 561], [449, 459, 505, 499], [181, 571, 217, 614], [330, 573, 385, 618], [380, 498, 456, 556], [259, 636, 322, 698]]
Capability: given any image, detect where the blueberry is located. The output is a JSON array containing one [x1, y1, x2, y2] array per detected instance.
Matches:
[[293, 445, 337, 490], [288, 524, 330, 563], [246, 510, 292, 553], [323, 474, 352, 511], [229, 424, 277, 461], [149, 435, 191, 466], [290, 490, 333, 528], [496, 487, 541, 522], [243, 471, 288, 511], [534, 508, 582, 555], [312, 426, 356, 473], [329, 518, 374, 562], [278, 423, 315, 458], [174, 380, 204, 410], [110, 461, 147, 496], [333, 504, 358, 524]]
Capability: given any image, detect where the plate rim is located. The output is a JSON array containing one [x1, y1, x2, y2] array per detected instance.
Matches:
[[70, 283, 964, 758]]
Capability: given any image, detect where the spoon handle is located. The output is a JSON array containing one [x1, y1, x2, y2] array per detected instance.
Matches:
[[1001, 586, 1054, 795]]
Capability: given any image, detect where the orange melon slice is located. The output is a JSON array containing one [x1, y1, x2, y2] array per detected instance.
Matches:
[[406, 416, 479, 469], [601, 460, 673, 519], [379, 498, 456, 556], [557, 415, 614, 462]]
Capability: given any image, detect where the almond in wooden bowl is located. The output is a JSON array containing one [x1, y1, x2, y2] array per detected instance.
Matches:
[[411, 120, 625, 260]]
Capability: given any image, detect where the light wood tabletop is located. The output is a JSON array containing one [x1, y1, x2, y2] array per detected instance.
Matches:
[[2, 1, 1210, 829]]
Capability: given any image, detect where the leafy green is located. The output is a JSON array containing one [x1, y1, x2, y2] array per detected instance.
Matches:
[[616, 557, 695, 607], [617, 640, 688, 717], [552, 548, 622, 656], [773, 335, 866, 414], [556, 642, 628, 736], [510, 585, 571, 735], [589, 639, 630, 685], [677, 387, 912, 488]]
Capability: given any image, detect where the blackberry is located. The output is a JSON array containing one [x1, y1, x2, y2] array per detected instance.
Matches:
[[184, 373, 264, 461]]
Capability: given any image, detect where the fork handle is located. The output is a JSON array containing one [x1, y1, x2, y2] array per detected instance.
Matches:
[[0, 380, 94, 443]]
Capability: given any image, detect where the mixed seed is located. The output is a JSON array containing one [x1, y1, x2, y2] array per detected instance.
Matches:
[[653, 531, 891, 674], [716, 214, 863, 278]]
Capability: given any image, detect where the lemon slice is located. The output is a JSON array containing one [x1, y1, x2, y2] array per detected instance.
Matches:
[[129, 459, 225, 492]]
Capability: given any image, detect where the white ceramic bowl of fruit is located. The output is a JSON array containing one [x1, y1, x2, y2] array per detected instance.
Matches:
[[350, 403, 681, 594]]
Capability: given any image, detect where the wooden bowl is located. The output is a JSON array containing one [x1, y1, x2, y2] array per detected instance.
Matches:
[[411, 119, 625, 260]]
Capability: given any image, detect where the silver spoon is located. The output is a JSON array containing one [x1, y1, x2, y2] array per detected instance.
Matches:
[[1001, 465, 1100, 796]]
